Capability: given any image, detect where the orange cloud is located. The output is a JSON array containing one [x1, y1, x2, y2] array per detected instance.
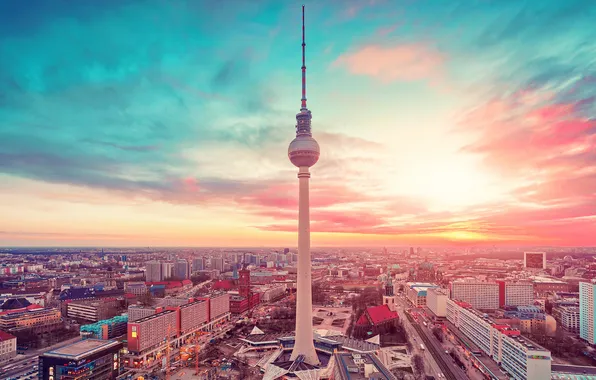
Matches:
[[333, 44, 443, 82]]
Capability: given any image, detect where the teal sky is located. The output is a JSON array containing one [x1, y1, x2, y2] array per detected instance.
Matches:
[[1, 0, 595, 246]]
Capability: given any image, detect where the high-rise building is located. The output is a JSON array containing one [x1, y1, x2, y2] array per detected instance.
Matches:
[[192, 257, 205, 272], [175, 259, 190, 279], [212, 257, 224, 272], [287, 5, 320, 365], [580, 282, 596, 344], [524, 252, 546, 269], [450, 281, 499, 310], [161, 261, 174, 280], [145, 260, 162, 282]]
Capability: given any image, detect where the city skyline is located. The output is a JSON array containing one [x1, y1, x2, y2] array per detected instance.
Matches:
[[1, 0, 595, 247]]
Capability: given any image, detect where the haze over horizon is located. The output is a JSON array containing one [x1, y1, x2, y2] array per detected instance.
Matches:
[[1, 0, 595, 247]]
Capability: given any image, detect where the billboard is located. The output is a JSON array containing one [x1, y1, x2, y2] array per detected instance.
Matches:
[[525, 252, 545, 269]]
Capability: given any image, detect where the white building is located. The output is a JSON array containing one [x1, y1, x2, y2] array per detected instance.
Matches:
[[504, 282, 534, 307], [427, 288, 448, 317], [450, 281, 499, 310], [0, 331, 17, 363], [406, 283, 438, 307], [559, 305, 580, 333], [580, 282, 596, 344], [446, 299, 551, 380]]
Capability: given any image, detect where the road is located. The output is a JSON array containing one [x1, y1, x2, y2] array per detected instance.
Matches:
[[395, 295, 450, 379], [1, 335, 82, 379]]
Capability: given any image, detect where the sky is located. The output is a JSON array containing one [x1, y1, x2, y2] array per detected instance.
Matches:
[[0, 0, 595, 247]]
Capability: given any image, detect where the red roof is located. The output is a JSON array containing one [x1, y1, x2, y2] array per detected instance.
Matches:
[[355, 305, 398, 326], [0, 303, 43, 316], [0, 330, 16, 341], [213, 280, 234, 291]]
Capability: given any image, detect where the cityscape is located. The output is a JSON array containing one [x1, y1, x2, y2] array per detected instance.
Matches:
[[1, 1, 595, 380]]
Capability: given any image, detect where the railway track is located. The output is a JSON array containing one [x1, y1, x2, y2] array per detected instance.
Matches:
[[406, 312, 463, 380]]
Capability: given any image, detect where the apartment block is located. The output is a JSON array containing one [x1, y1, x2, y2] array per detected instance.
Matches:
[[447, 299, 551, 380], [198, 292, 230, 321], [450, 281, 499, 310], [580, 282, 596, 344], [498, 282, 534, 308], [127, 309, 178, 353], [128, 305, 157, 322], [179, 299, 208, 333]]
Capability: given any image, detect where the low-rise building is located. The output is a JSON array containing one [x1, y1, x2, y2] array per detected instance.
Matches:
[[66, 297, 121, 322], [557, 305, 580, 333], [0, 330, 17, 363], [332, 352, 397, 380], [0, 307, 62, 334], [127, 305, 156, 322], [80, 315, 128, 340]]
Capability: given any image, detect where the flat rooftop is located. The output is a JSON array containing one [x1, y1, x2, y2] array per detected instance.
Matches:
[[43, 339, 121, 360]]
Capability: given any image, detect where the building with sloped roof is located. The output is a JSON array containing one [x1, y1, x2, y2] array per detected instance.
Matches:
[[354, 304, 399, 339]]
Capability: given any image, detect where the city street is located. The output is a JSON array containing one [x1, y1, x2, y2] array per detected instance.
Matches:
[[394, 295, 451, 379], [0, 335, 82, 379]]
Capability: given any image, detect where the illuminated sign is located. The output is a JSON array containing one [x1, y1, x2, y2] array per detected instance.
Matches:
[[527, 355, 550, 360], [132, 326, 137, 338]]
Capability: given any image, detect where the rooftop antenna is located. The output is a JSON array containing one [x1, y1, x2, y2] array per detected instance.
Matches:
[[300, 4, 307, 111]]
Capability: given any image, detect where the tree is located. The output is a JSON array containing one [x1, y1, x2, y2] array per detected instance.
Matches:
[[432, 327, 444, 343], [412, 354, 425, 378], [138, 291, 154, 306]]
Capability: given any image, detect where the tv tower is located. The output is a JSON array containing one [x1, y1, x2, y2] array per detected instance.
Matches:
[[288, 4, 320, 366]]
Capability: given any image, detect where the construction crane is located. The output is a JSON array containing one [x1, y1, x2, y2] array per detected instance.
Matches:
[[193, 330, 209, 376]]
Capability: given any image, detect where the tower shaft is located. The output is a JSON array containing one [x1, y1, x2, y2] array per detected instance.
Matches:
[[290, 166, 319, 365]]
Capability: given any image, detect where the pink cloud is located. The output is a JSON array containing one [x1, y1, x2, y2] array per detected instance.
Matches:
[[333, 44, 443, 82]]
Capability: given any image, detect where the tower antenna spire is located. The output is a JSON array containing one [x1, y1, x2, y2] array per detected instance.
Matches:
[[301, 4, 307, 110]]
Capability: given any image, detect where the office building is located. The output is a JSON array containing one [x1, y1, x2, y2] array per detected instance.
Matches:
[[80, 315, 128, 340], [524, 252, 546, 269], [145, 261, 162, 282], [450, 281, 499, 310], [580, 282, 596, 344], [67, 298, 121, 322], [127, 309, 178, 353], [0, 330, 17, 363], [497, 281, 534, 308], [427, 287, 448, 317], [39, 339, 122, 380], [447, 299, 551, 379]]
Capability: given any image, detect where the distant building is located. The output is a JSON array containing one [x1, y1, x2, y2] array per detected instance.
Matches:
[[39, 339, 122, 380], [161, 261, 174, 280], [524, 252, 546, 269], [212, 257, 224, 272], [175, 259, 190, 279], [580, 282, 596, 344], [145, 261, 162, 282], [533, 277, 570, 296], [0, 330, 17, 363], [0, 307, 62, 335], [450, 281, 499, 310], [406, 283, 438, 307], [192, 257, 205, 272], [66, 298, 122, 322], [124, 282, 147, 296]]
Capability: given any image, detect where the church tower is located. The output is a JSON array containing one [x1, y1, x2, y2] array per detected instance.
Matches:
[[383, 267, 396, 311]]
